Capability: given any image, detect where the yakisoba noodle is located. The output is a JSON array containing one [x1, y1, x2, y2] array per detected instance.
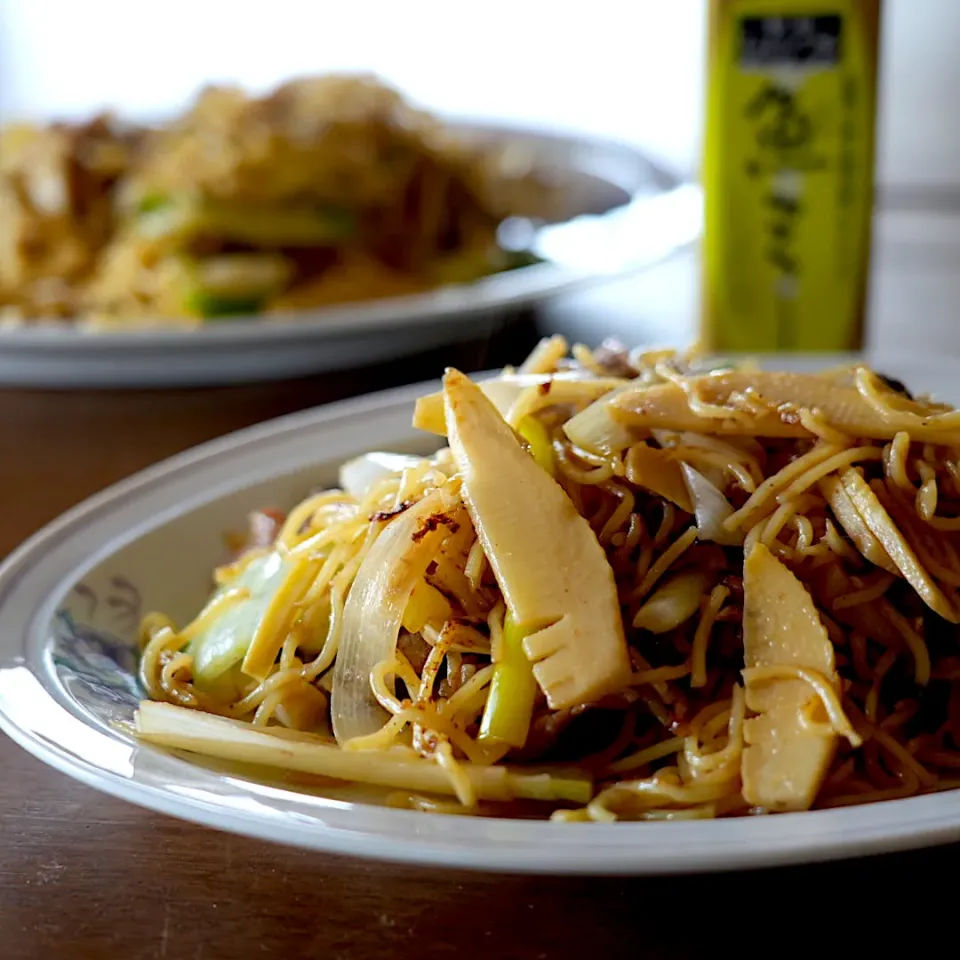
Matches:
[[135, 338, 960, 820]]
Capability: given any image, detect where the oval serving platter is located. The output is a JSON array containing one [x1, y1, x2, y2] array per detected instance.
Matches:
[[2, 352, 960, 875], [0, 122, 700, 389]]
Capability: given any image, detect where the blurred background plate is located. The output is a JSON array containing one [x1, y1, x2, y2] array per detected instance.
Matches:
[[0, 122, 699, 390]]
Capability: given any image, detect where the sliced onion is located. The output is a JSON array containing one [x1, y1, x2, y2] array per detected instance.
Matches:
[[338, 452, 430, 498], [414, 379, 524, 435], [633, 571, 710, 634], [331, 486, 461, 744], [415, 374, 625, 437], [681, 463, 743, 546], [481, 378, 529, 419], [652, 430, 726, 489], [562, 387, 638, 455]]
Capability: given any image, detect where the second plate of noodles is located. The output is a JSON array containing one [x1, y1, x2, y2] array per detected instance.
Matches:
[[0, 78, 693, 387], [131, 337, 960, 822], [0, 74, 558, 327]]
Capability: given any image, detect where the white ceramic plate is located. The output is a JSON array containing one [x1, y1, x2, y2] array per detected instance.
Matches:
[[3, 351, 959, 875], [0, 122, 699, 389]]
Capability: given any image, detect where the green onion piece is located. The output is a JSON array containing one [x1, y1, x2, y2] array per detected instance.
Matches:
[[136, 192, 171, 215], [478, 615, 539, 750], [185, 291, 265, 319], [499, 248, 543, 272], [188, 551, 293, 683], [431, 249, 495, 285], [137, 195, 355, 246], [516, 415, 555, 477], [502, 770, 592, 804]]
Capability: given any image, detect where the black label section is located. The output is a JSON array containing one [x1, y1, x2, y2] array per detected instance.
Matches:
[[739, 14, 843, 66]]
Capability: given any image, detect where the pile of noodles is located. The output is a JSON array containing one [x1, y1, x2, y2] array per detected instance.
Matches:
[[138, 338, 960, 820], [0, 74, 552, 326]]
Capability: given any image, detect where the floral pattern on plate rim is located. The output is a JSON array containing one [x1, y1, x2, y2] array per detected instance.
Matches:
[[50, 578, 145, 724]]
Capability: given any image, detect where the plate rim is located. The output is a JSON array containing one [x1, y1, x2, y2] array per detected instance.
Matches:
[[5, 361, 960, 874], [0, 263, 591, 349]]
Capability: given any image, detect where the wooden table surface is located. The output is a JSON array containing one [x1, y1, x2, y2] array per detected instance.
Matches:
[[3, 217, 960, 957]]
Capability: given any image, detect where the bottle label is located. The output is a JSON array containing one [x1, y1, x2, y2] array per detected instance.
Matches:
[[701, 1, 880, 352]]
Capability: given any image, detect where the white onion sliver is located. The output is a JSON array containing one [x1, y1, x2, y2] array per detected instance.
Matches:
[[562, 386, 638, 454], [681, 463, 743, 546], [331, 487, 459, 744], [338, 452, 428, 499], [480, 379, 527, 419]]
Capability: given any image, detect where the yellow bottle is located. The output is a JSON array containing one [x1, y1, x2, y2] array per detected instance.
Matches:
[[700, 1, 882, 352]]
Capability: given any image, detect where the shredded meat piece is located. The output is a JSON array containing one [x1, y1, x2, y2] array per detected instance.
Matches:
[[512, 690, 640, 761], [719, 574, 744, 604], [591, 338, 639, 378], [248, 508, 286, 548], [397, 631, 431, 676], [521, 704, 587, 756], [224, 507, 286, 561], [876, 372, 913, 400], [412, 512, 459, 543], [370, 500, 413, 523]]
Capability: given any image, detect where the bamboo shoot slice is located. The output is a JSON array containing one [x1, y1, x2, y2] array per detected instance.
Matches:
[[820, 475, 898, 574], [840, 469, 959, 622], [443, 369, 631, 710], [741, 542, 843, 812], [609, 371, 960, 444]]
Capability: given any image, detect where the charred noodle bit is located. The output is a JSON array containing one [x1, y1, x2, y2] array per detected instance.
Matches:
[[135, 345, 960, 818]]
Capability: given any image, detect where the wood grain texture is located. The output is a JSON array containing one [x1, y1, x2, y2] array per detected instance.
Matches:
[[0, 302, 958, 959], [0, 732, 954, 960]]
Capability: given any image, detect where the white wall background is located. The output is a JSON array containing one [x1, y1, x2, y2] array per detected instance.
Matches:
[[0, 0, 957, 190]]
